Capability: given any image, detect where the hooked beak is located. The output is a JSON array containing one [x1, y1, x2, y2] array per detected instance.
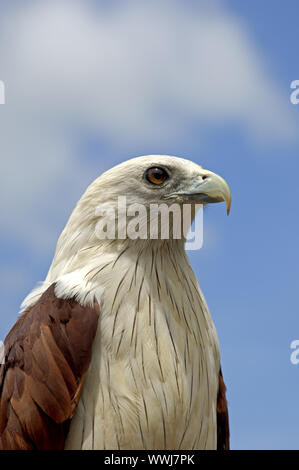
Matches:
[[165, 169, 231, 215]]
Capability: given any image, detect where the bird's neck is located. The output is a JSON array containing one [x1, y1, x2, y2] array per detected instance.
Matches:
[[46, 237, 188, 307]]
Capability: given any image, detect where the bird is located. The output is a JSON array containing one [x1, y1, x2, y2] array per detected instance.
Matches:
[[0, 155, 231, 450]]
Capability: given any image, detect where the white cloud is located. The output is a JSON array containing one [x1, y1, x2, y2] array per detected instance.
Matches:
[[0, 0, 296, 255], [3, 0, 295, 139]]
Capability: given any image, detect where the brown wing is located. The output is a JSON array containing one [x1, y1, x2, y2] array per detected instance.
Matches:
[[216, 368, 230, 450], [0, 283, 99, 450]]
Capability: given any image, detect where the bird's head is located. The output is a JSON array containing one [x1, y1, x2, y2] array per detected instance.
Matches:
[[47, 155, 231, 282], [86, 154, 231, 211], [70, 155, 231, 243]]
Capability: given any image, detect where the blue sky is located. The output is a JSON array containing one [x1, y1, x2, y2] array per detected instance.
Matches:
[[0, 0, 298, 449]]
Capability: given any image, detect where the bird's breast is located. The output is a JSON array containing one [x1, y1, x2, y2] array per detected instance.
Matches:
[[64, 247, 220, 450]]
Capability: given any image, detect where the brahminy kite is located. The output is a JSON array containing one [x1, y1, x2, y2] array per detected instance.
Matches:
[[0, 155, 231, 450]]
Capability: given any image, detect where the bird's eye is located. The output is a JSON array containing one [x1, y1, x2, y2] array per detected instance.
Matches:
[[145, 167, 169, 185]]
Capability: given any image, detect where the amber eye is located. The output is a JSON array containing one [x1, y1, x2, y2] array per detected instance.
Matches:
[[145, 167, 168, 185]]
